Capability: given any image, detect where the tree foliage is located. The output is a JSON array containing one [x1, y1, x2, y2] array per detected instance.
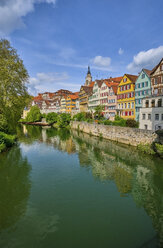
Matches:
[[0, 39, 30, 133], [26, 106, 41, 122], [57, 113, 71, 128], [46, 112, 58, 124], [94, 105, 105, 120]]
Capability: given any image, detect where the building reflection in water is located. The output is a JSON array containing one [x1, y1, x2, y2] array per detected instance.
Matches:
[[19, 125, 163, 247]]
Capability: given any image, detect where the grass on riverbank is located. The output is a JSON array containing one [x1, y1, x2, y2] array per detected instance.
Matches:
[[0, 132, 16, 153]]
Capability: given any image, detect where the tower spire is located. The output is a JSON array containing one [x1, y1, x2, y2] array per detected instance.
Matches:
[[87, 65, 91, 75]]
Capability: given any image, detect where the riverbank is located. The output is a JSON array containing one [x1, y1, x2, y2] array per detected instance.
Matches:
[[71, 121, 158, 146], [0, 132, 16, 153]]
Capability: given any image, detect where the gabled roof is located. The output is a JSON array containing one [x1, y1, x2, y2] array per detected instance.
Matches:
[[89, 81, 95, 87], [68, 94, 78, 100], [106, 76, 123, 83], [111, 85, 119, 95], [125, 74, 138, 83], [143, 69, 152, 77], [80, 85, 93, 95], [94, 80, 103, 87], [150, 58, 163, 75]]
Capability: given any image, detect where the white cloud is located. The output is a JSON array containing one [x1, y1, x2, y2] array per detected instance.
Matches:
[[92, 56, 111, 68], [0, 0, 56, 36], [127, 46, 163, 73], [118, 48, 124, 55], [28, 72, 80, 95]]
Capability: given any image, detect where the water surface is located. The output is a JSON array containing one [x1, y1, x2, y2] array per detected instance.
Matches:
[[0, 125, 162, 248]]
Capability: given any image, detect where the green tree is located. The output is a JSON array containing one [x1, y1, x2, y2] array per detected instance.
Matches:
[[46, 112, 58, 124], [57, 113, 71, 128], [94, 105, 105, 120], [26, 105, 41, 122], [0, 39, 30, 133]]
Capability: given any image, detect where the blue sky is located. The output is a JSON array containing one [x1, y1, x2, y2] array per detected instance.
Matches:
[[1, 0, 163, 95]]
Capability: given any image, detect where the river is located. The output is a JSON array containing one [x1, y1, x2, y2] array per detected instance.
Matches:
[[0, 125, 162, 248]]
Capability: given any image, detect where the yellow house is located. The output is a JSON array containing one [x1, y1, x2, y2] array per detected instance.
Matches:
[[117, 74, 137, 119], [66, 95, 78, 113], [60, 96, 67, 112]]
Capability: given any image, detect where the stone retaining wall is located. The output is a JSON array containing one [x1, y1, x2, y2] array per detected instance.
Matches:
[[71, 121, 158, 146]]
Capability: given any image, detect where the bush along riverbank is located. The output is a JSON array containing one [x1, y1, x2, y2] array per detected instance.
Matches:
[[20, 106, 71, 129], [0, 132, 16, 153]]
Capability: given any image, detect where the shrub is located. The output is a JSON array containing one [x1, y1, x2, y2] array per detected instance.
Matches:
[[113, 119, 126, 127], [73, 112, 86, 121], [155, 143, 163, 157], [26, 105, 41, 122], [137, 143, 155, 155], [57, 113, 71, 128], [104, 120, 112, 125], [0, 131, 16, 152], [0, 143, 6, 152], [0, 114, 8, 133], [126, 119, 139, 128], [46, 112, 58, 124], [115, 115, 123, 121]]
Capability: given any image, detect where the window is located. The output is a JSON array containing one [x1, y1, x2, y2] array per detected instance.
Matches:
[[142, 91, 145, 96], [142, 73, 145, 79], [155, 114, 159, 120], [125, 103, 126, 108], [128, 103, 130, 108], [158, 99, 162, 107], [145, 100, 149, 108], [132, 102, 134, 108], [151, 100, 155, 107], [148, 114, 151, 120], [144, 125, 148, 130], [142, 82, 144, 87], [160, 64, 163, 71], [123, 78, 127, 82], [142, 114, 146, 120], [145, 81, 148, 87], [138, 83, 140, 88], [155, 78, 158, 85], [132, 111, 134, 116]]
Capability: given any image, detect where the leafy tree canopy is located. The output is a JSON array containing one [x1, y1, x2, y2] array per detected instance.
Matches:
[[26, 105, 41, 122], [0, 39, 30, 133]]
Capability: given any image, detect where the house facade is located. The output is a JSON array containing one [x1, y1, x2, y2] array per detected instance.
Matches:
[[117, 74, 137, 119], [139, 95, 163, 131], [60, 96, 67, 112], [66, 95, 79, 113], [79, 86, 93, 112], [88, 80, 102, 112], [135, 69, 152, 121], [107, 84, 119, 120], [150, 58, 163, 95]]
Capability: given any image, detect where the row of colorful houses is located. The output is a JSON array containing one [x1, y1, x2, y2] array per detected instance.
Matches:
[[29, 58, 163, 131]]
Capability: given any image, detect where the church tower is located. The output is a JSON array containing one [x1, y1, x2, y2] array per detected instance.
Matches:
[[85, 66, 92, 86]]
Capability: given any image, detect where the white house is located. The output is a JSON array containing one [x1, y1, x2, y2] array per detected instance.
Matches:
[[139, 95, 163, 131]]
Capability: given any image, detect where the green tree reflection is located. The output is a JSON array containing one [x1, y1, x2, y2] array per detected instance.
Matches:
[[0, 146, 31, 230]]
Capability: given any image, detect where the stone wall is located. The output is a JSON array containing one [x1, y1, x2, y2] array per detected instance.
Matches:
[[71, 121, 158, 146]]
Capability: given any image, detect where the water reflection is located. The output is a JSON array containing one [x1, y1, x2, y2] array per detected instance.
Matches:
[[0, 146, 31, 231], [17, 125, 163, 247]]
